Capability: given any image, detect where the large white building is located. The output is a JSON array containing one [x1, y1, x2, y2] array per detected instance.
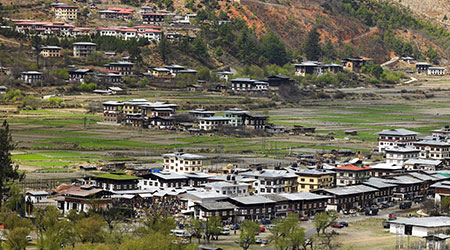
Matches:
[[389, 217, 450, 237], [163, 152, 204, 173], [376, 129, 418, 153], [203, 181, 249, 197], [385, 147, 420, 166], [414, 140, 450, 160], [240, 169, 298, 194]]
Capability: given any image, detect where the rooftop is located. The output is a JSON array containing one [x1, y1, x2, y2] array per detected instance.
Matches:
[[231, 195, 276, 205], [333, 164, 372, 171], [281, 192, 331, 201], [196, 201, 238, 210], [93, 173, 141, 181], [389, 216, 450, 228], [162, 152, 204, 160], [376, 129, 419, 136], [318, 185, 378, 196]]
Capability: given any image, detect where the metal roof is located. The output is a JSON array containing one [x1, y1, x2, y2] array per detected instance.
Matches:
[[231, 195, 276, 205], [162, 152, 204, 160], [376, 129, 418, 136], [389, 217, 450, 228]]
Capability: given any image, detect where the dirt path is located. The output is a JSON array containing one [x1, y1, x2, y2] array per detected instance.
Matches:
[[344, 27, 378, 43]]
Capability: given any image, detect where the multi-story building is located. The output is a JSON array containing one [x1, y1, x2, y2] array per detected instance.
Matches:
[[416, 62, 431, 74], [293, 61, 343, 76], [54, 5, 78, 21], [104, 61, 134, 75], [40, 46, 62, 57], [68, 68, 92, 82], [142, 13, 166, 24], [162, 152, 204, 173], [385, 147, 420, 166], [376, 129, 418, 153], [230, 78, 268, 91], [431, 125, 450, 140], [92, 172, 140, 192], [21, 71, 42, 84], [223, 108, 268, 129], [203, 181, 249, 197], [138, 171, 188, 189], [342, 57, 369, 73], [189, 109, 215, 119], [333, 164, 372, 186], [230, 195, 276, 222], [73, 42, 96, 57], [102, 101, 124, 123], [295, 169, 336, 192], [198, 116, 230, 131], [55, 185, 112, 215], [314, 185, 378, 212], [241, 169, 298, 194], [414, 140, 450, 160]]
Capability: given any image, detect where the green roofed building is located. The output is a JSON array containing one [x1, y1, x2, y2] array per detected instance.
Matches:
[[92, 172, 141, 192]]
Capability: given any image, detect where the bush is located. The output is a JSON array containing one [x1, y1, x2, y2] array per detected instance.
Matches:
[[47, 97, 64, 107], [78, 83, 96, 92]]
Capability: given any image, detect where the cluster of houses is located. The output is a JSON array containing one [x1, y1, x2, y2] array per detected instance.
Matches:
[[102, 99, 271, 132], [293, 57, 448, 76], [25, 147, 450, 227]]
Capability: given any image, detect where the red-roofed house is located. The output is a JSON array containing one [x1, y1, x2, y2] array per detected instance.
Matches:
[[333, 164, 372, 186]]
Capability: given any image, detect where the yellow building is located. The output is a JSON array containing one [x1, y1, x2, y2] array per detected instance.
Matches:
[[54, 5, 78, 20], [296, 169, 335, 192], [40, 46, 62, 58], [150, 67, 171, 78]]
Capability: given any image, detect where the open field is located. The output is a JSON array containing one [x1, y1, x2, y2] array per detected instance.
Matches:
[[0, 76, 448, 175]]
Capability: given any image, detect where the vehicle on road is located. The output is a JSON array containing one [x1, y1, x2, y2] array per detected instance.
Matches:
[[299, 216, 309, 221], [338, 221, 348, 227], [331, 223, 344, 229], [261, 219, 271, 225], [259, 226, 266, 232], [400, 201, 412, 209], [388, 213, 397, 220]]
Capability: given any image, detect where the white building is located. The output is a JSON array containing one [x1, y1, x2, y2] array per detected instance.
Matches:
[[203, 181, 249, 197], [138, 171, 188, 189], [427, 67, 446, 76], [431, 125, 450, 140], [385, 147, 420, 166], [178, 191, 228, 215], [162, 152, 204, 173], [414, 140, 450, 160], [376, 129, 418, 153], [21, 71, 42, 84], [198, 116, 230, 131], [73, 42, 96, 57], [389, 217, 450, 237], [54, 5, 78, 21], [240, 169, 298, 194]]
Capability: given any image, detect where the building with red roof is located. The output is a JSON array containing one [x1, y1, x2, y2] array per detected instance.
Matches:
[[333, 164, 372, 186]]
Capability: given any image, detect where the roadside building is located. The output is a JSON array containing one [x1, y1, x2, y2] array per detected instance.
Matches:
[[73, 42, 96, 57], [40, 46, 62, 57], [240, 169, 298, 194], [178, 191, 228, 215], [314, 185, 378, 212], [333, 164, 372, 186], [363, 178, 396, 203], [21, 71, 42, 84], [382, 175, 423, 201], [162, 152, 204, 173], [431, 181, 450, 204], [376, 129, 418, 153], [230, 195, 276, 222], [389, 217, 450, 237], [194, 201, 237, 221], [280, 192, 330, 217], [295, 169, 336, 192]]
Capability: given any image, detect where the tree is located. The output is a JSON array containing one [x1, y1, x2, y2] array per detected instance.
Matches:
[[322, 40, 336, 59], [34, 206, 76, 250], [205, 216, 222, 243], [271, 213, 305, 250], [100, 205, 133, 234], [31, 35, 42, 69], [159, 33, 170, 63], [75, 215, 107, 243], [260, 32, 288, 65], [239, 220, 259, 250], [313, 211, 337, 236], [0, 120, 22, 206], [5, 227, 29, 250], [303, 28, 321, 61], [193, 36, 207, 57], [187, 218, 204, 244], [426, 48, 439, 64]]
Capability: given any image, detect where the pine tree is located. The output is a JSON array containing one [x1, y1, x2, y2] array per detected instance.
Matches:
[[303, 28, 322, 61], [0, 120, 22, 207]]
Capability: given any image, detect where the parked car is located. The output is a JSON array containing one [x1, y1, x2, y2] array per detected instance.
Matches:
[[299, 216, 309, 221], [389, 213, 397, 220], [259, 226, 266, 232], [231, 224, 240, 230], [261, 239, 268, 245], [400, 201, 412, 209], [266, 225, 276, 230], [220, 229, 230, 235], [338, 221, 348, 227], [261, 219, 271, 225], [331, 223, 344, 229]]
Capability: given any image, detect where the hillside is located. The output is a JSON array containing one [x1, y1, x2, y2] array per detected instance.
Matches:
[[392, 0, 450, 27]]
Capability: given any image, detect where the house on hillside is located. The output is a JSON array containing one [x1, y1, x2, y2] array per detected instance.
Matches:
[[104, 61, 134, 75], [416, 62, 431, 74], [21, 71, 42, 84], [54, 5, 78, 21], [142, 13, 165, 24], [342, 57, 370, 73], [40, 46, 61, 57], [266, 75, 294, 86], [73, 42, 96, 57], [68, 68, 93, 82], [198, 116, 230, 131], [427, 67, 446, 76]]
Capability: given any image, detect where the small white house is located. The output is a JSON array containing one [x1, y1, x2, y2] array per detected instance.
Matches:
[[389, 217, 450, 237], [427, 67, 446, 76]]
